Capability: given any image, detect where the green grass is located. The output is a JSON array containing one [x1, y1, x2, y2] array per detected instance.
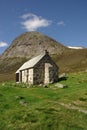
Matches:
[[0, 72, 87, 130]]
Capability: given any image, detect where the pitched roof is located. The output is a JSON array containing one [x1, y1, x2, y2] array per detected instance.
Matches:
[[16, 53, 46, 73]]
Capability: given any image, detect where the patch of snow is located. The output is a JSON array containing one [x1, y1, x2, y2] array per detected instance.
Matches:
[[67, 46, 84, 49]]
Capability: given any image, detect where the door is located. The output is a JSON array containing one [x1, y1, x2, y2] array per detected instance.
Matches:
[[44, 63, 52, 84]]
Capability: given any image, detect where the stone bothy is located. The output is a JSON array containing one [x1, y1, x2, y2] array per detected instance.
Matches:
[[16, 51, 59, 85]]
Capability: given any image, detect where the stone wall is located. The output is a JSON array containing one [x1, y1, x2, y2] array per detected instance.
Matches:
[[33, 54, 59, 84], [34, 62, 44, 84], [19, 53, 59, 85]]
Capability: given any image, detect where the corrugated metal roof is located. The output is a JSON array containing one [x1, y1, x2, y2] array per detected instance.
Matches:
[[16, 53, 45, 73]]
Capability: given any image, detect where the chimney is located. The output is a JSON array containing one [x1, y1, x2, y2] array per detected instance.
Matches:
[[45, 50, 49, 55]]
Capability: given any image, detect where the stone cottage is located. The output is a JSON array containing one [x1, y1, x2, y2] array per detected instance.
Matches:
[[16, 51, 59, 85]]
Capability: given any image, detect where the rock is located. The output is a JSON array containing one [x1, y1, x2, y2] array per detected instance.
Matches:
[[15, 95, 25, 100], [19, 100, 28, 106], [54, 83, 68, 88], [43, 85, 48, 88], [59, 73, 67, 81]]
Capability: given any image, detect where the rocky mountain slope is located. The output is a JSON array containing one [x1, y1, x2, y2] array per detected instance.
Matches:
[[0, 31, 87, 81], [1, 31, 67, 59]]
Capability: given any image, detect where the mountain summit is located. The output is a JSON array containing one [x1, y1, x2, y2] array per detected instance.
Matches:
[[1, 31, 67, 59]]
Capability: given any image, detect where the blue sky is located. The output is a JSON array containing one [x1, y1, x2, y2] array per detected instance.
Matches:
[[0, 0, 87, 54]]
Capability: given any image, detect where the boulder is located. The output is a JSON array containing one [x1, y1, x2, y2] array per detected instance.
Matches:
[[54, 83, 68, 88]]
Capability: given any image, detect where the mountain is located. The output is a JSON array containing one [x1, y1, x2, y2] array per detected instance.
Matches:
[[0, 31, 87, 82], [1, 31, 67, 59]]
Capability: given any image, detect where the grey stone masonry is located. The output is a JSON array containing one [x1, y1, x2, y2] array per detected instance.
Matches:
[[16, 51, 59, 85]]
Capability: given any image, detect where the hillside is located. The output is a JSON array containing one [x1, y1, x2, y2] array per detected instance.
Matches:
[[54, 48, 87, 73], [0, 31, 87, 81], [0, 72, 87, 129]]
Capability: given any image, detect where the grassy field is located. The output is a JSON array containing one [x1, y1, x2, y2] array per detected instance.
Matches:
[[0, 71, 87, 130]]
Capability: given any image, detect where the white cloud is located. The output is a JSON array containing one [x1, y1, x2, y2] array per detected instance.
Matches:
[[57, 21, 65, 26], [21, 13, 52, 31], [0, 41, 8, 47]]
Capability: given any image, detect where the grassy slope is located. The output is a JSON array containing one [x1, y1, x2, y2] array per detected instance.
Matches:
[[53, 48, 87, 73], [0, 72, 87, 130]]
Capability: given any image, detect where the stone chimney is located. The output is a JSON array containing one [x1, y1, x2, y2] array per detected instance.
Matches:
[[45, 50, 49, 55]]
